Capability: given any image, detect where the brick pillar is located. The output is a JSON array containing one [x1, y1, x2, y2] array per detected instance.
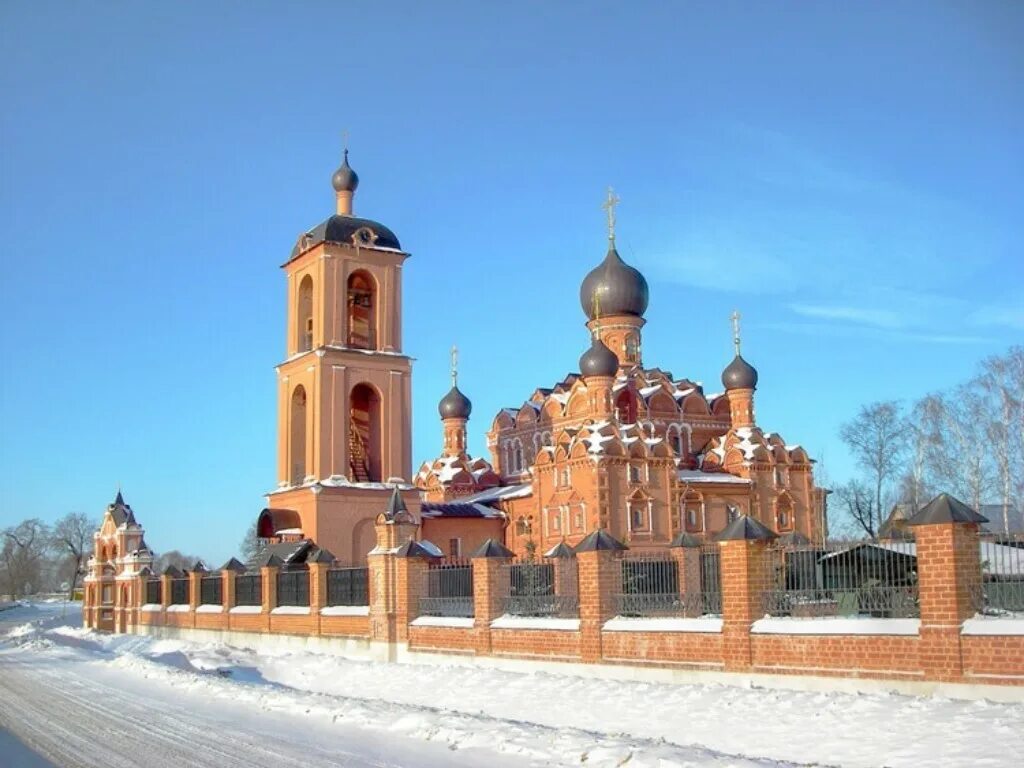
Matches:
[[908, 493, 987, 683], [308, 561, 328, 635], [394, 556, 430, 642], [913, 522, 982, 681], [261, 565, 278, 632], [471, 540, 514, 655], [576, 533, 624, 663], [368, 511, 422, 646], [716, 514, 777, 673], [187, 571, 201, 628], [160, 574, 172, 609], [222, 569, 236, 610]]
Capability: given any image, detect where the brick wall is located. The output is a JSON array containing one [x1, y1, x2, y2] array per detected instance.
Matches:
[[99, 517, 1024, 691]]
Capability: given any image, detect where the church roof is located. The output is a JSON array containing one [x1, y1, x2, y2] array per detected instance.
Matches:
[[290, 215, 401, 260], [420, 502, 504, 519]]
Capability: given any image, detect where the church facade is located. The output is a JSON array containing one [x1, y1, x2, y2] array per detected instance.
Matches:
[[253, 154, 827, 562]]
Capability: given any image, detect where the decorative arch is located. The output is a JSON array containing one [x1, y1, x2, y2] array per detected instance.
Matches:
[[349, 382, 382, 482], [681, 489, 704, 531], [775, 492, 795, 530], [297, 275, 314, 352], [346, 270, 377, 350], [290, 385, 307, 485]]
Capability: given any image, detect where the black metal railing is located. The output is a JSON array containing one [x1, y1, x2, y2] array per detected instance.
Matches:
[[145, 579, 161, 605], [200, 575, 222, 606], [326, 566, 369, 606], [419, 561, 473, 617], [235, 574, 262, 606], [276, 569, 309, 607], [503, 559, 579, 617], [170, 577, 189, 605], [616, 548, 721, 617], [976, 533, 1024, 616], [762, 540, 919, 618]]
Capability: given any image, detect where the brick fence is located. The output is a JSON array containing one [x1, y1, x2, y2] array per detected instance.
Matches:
[[89, 510, 1024, 692]]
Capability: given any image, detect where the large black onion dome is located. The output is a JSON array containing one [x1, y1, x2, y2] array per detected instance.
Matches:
[[722, 354, 758, 390], [438, 385, 472, 420], [579, 337, 618, 377], [331, 149, 359, 193], [580, 246, 649, 320]]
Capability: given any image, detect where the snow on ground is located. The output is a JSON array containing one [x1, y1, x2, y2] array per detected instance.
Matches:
[[1, 603, 1022, 767]]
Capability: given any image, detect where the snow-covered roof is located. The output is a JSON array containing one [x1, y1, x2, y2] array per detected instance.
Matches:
[[459, 483, 533, 504], [677, 470, 751, 485]]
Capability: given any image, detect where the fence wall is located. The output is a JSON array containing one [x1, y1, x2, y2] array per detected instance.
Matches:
[[94, 517, 1024, 692]]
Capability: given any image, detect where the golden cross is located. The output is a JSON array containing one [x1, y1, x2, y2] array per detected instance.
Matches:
[[601, 186, 620, 243], [731, 310, 742, 355], [450, 345, 459, 386]]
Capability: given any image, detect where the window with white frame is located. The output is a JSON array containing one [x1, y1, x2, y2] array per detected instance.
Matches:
[[629, 464, 642, 484]]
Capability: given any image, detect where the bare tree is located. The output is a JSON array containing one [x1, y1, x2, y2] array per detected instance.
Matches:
[[839, 401, 907, 534], [2, 519, 52, 598], [978, 347, 1024, 534], [239, 519, 267, 565], [832, 479, 878, 539], [51, 512, 95, 600], [153, 550, 205, 572]]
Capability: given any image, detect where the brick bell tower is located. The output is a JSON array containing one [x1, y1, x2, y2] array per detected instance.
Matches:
[[261, 149, 417, 564]]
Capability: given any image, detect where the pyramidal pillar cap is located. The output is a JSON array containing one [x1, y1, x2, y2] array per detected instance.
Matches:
[[574, 529, 628, 552], [906, 493, 988, 526], [470, 538, 514, 558], [715, 514, 777, 542]]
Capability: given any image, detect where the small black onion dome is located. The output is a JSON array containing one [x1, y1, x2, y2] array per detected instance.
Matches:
[[579, 337, 618, 377], [580, 246, 649, 320], [438, 385, 472, 419], [721, 354, 759, 390], [331, 149, 359, 193]]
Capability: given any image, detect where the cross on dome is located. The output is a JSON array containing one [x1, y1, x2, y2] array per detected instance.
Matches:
[[601, 187, 620, 244], [731, 310, 742, 355]]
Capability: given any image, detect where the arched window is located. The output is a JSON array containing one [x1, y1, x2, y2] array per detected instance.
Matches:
[[726, 504, 740, 524], [350, 384, 381, 482], [615, 391, 636, 424], [777, 495, 794, 530], [682, 490, 703, 532], [297, 275, 314, 352], [347, 271, 376, 350], [290, 385, 307, 485]]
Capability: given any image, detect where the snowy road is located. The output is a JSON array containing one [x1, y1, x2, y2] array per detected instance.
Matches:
[[1, 603, 1021, 767]]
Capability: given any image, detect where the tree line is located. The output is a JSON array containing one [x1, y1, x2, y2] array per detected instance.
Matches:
[[835, 345, 1023, 538], [1, 514, 205, 601]]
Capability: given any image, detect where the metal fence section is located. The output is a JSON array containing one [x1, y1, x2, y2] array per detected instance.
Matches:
[[616, 546, 721, 617], [145, 579, 161, 605], [763, 539, 919, 618], [170, 577, 189, 605], [276, 568, 309, 607], [326, 566, 369, 606], [976, 533, 1024, 617], [235, 574, 262, 606], [419, 560, 474, 618], [502, 557, 579, 618], [200, 575, 222, 606]]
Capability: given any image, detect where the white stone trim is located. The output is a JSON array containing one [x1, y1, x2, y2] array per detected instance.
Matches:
[[411, 616, 474, 628], [751, 617, 920, 636], [490, 615, 580, 631], [321, 605, 370, 617], [603, 617, 723, 633], [961, 617, 1024, 636]]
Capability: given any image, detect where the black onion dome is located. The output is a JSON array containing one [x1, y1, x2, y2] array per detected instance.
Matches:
[[579, 337, 618, 377], [438, 385, 472, 419], [721, 354, 758, 390], [291, 215, 401, 258], [331, 149, 359, 193], [580, 246, 649, 320]]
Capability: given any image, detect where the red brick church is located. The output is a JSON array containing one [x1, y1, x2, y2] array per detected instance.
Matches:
[[247, 153, 827, 563]]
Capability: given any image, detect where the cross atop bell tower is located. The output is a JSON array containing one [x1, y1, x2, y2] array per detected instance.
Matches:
[[602, 186, 620, 245]]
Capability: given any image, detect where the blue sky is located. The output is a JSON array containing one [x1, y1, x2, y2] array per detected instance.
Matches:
[[1, 2, 1021, 563]]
